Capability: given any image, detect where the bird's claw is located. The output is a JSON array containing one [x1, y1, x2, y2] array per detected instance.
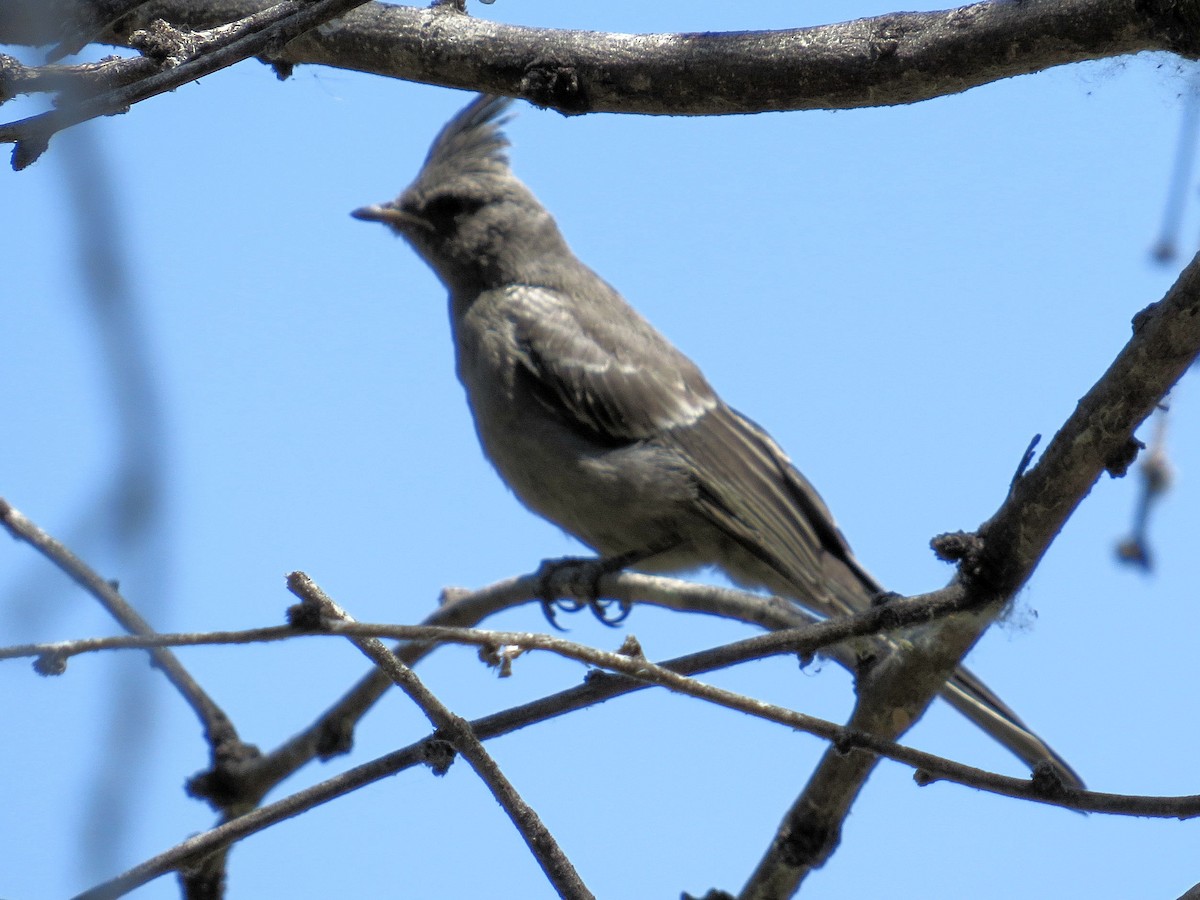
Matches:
[[536, 555, 630, 629], [589, 596, 631, 626], [538, 594, 583, 632]]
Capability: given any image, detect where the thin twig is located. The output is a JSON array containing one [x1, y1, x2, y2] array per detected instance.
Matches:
[[186, 570, 819, 805], [182, 551, 1030, 814], [11, 584, 1195, 818], [0, 577, 968, 671], [0, 497, 244, 760], [73, 624, 1200, 899], [286, 572, 594, 900]]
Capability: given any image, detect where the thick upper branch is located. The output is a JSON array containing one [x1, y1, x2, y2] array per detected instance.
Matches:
[[3, 0, 1199, 115]]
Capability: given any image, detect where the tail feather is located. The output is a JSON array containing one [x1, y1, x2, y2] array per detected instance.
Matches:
[[694, 404, 1084, 787], [944, 666, 1083, 789]]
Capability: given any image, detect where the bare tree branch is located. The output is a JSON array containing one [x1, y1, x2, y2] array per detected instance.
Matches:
[[2, 0, 1198, 164], [739, 249, 1200, 898], [3, 0, 1196, 122], [178, 561, 972, 816], [287, 572, 594, 900], [0, 574, 970, 680], [0, 498, 252, 769], [0, 0, 374, 168], [0, 53, 157, 101], [11, 574, 1196, 811], [69, 609, 1200, 898]]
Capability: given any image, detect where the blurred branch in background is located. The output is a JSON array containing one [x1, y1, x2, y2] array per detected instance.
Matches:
[[1152, 71, 1200, 265], [3, 115, 171, 876], [61, 122, 169, 882], [1115, 405, 1174, 570], [1133, 68, 1199, 572]]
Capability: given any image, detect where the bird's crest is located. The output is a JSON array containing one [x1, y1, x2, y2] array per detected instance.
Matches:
[[416, 94, 515, 189]]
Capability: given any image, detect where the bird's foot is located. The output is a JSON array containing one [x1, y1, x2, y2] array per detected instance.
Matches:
[[535, 555, 633, 630]]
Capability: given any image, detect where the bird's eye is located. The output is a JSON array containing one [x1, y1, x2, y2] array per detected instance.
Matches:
[[422, 195, 484, 228]]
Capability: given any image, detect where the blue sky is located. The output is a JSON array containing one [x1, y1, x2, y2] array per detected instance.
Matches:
[[3, 3, 1199, 898]]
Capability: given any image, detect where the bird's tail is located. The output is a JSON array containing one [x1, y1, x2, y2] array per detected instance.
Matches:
[[701, 405, 1084, 788], [828, 553, 1084, 790], [941, 665, 1083, 789]]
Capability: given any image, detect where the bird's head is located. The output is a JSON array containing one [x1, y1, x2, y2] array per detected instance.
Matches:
[[353, 95, 565, 294]]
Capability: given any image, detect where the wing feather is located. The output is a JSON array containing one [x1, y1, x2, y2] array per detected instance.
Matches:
[[504, 285, 718, 442], [667, 403, 877, 614], [498, 286, 872, 612]]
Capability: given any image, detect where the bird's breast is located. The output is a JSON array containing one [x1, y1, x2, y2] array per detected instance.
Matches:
[[451, 315, 697, 557]]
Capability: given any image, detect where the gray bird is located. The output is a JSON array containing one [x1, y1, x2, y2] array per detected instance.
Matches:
[[352, 94, 1081, 788]]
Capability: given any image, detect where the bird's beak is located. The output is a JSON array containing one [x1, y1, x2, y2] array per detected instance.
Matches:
[[350, 202, 398, 223], [350, 202, 432, 232]]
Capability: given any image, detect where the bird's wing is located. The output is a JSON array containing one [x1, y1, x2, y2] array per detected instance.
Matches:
[[665, 402, 877, 615], [501, 286, 869, 612], [503, 284, 719, 443]]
